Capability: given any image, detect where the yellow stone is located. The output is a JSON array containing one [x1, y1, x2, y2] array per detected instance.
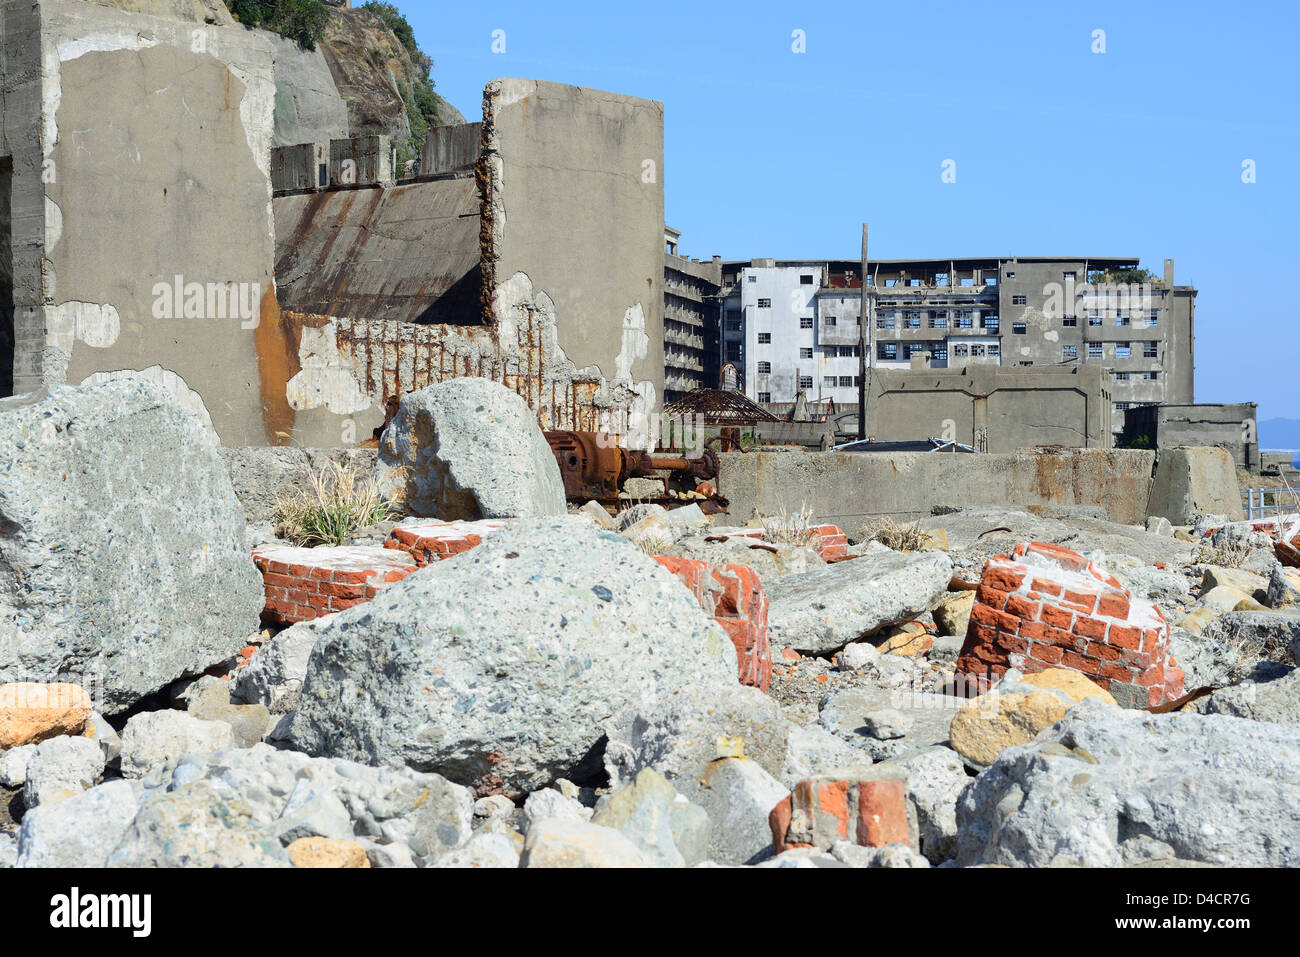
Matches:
[[1176, 607, 1217, 636], [949, 691, 1069, 767], [932, 591, 976, 637], [877, 624, 933, 657], [288, 837, 371, 868], [920, 529, 949, 551], [1019, 668, 1117, 706], [0, 683, 93, 750]]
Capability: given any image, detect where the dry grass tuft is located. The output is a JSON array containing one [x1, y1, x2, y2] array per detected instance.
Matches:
[[860, 517, 927, 551], [273, 460, 397, 547], [761, 502, 817, 548]]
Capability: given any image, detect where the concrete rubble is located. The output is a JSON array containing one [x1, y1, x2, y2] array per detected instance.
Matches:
[[1, 371, 1298, 871]]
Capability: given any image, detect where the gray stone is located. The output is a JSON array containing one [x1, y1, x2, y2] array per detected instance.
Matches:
[[519, 818, 649, 868], [831, 841, 931, 868], [358, 839, 419, 869], [140, 744, 474, 863], [474, 794, 515, 819], [659, 534, 825, 581], [119, 710, 234, 780], [817, 685, 955, 762], [273, 777, 355, 845], [291, 518, 738, 795], [837, 642, 881, 672], [232, 618, 325, 714], [0, 745, 35, 789], [22, 735, 105, 808], [615, 503, 666, 532], [1145, 516, 1173, 537], [1266, 565, 1300, 609], [430, 831, 520, 868], [603, 683, 788, 792], [686, 757, 788, 866], [756, 847, 847, 868], [523, 788, 590, 828], [592, 768, 710, 868], [107, 780, 292, 868], [766, 549, 953, 655], [0, 831, 14, 868], [780, 722, 862, 789], [577, 500, 616, 530], [84, 712, 121, 764], [1193, 514, 1231, 537], [1169, 629, 1240, 689], [376, 378, 566, 520], [1203, 611, 1300, 662], [862, 709, 910, 740], [0, 378, 263, 713], [1201, 565, 1269, 597], [15, 780, 139, 868], [1203, 667, 1300, 728], [955, 708, 1300, 867], [183, 676, 271, 748]]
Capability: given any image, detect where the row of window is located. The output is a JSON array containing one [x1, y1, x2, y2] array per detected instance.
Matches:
[[878, 316, 987, 330], [1062, 342, 1159, 359], [876, 342, 1001, 360], [1113, 371, 1161, 381]]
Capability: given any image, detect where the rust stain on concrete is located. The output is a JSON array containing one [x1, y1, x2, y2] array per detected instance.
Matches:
[[254, 287, 300, 445]]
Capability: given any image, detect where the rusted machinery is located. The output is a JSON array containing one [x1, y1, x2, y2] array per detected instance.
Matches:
[[544, 430, 724, 510]]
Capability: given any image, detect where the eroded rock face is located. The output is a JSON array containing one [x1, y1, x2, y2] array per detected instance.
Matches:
[[290, 517, 739, 795], [376, 378, 566, 520], [0, 378, 263, 713]]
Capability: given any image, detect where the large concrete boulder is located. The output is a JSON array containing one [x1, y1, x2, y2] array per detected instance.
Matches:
[[376, 378, 566, 520], [955, 704, 1300, 867], [290, 517, 739, 795], [766, 550, 953, 655], [1147, 447, 1245, 525], [0, 379, 263, 713]]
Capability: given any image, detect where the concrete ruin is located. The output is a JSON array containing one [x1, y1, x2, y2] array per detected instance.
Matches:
[[0, 1, 665, 448], [864, 364, 1112, 452]]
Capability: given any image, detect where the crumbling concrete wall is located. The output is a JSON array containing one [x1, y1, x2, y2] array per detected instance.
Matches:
[[14, 0, 279, 446], [719, 448, 1157, 528], [865, 364, 1112, 451], [0, 0, 47, 398], [1147, 446, 1244, 525], [481, 79, 665, 447]]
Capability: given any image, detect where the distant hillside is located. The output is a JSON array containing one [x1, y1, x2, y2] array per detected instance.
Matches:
[[1260, 418, 1300, 450]]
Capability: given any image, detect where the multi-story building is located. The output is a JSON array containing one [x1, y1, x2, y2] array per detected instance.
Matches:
[[662, 228, 722, 404], [718, 255, 1195, 438]]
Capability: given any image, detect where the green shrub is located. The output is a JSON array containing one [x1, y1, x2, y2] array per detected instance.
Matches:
[[228, 0, 330, 50]]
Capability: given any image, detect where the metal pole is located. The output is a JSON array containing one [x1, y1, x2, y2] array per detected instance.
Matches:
[[858, 223, 868, 442]]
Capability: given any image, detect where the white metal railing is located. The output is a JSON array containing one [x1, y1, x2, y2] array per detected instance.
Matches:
[[1243, 488, 1300, 520]]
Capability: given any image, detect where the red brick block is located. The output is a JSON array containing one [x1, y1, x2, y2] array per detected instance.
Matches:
[[770, 777, 909, 855], [252, 545, 417, 626], [1107, 624, 1142, 650], [1096, 592, 1131, 621], [1004, 593, 1041, 622], [652, 556, 772, 692], [385, 520, 508, 567], [1040, 604, 1074, 630]]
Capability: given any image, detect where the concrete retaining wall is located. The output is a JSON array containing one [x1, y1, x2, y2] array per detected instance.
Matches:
[[719, 448, 1158, 530]]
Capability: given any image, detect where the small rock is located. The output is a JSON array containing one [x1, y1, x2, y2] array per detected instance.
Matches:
[[0, 683, 93, 750], [474, 794, 516, 819], [519, 818, 649, 868], [523, 788, 590, 829], [16, 780, 139, 867], [22, 736, 105, 808], [591, 768, 709, 868], [118, 711, 235, 780], [862, 710, 910, 741], [287, 837, 371, 868], [430, 831, 521, 868], [837, 642, 880, 672], [677, 757, 788, 866], [831, 840, 931, 868], [949, 690, 1070, 768]]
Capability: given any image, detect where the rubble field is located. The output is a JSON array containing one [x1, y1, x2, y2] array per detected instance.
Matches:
[[2, 376, 1298, 869]]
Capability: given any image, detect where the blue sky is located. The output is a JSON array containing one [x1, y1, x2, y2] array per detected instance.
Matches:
[[406, 0, 1298, 428]]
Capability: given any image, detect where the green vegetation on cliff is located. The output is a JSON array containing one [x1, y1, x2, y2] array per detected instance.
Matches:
[[228, 0, 330, 50], [361, 2, 441, 163]]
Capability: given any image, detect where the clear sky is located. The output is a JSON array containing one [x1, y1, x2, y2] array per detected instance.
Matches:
[[405, 0, 1298, 427]]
